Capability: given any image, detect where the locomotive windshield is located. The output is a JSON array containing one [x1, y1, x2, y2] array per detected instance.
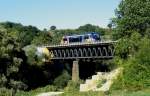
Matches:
[[69, 36, 82, 43]]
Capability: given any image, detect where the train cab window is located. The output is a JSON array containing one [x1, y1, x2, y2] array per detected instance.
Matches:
[[63, 38, 67, 41], [69, 37, 80, 43], [84, 35, 89, 39]]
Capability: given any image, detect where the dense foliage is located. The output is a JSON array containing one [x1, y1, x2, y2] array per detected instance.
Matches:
[[0, 24, 28, 95], [112, 0, 150, 39], [111, 0, 150, 90], [1, 22, 40, 47], [0, 22, 109, 95], [1, 0, 150, 94]]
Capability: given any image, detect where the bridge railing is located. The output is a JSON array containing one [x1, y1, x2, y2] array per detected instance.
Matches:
[[39, 40, 117, 48], [38, 41, 117, 60]]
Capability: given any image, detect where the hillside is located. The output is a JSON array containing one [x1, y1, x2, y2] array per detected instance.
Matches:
[[0, 0, 150, 96]]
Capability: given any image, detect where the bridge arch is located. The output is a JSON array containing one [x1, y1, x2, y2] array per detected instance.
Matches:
[[98, 47, 102, 56], [79, 48, 83, 57], [66, 49, 70, 57], [62, 50, 66, 57], [70, 49, 74, 57], [87, 48, 92, 57], [74, 49, 78, 57], [92, 48, 98, 56], [83, 48, 88, 57], [58, 50, 62, 57], [103, 47, 108, 56]]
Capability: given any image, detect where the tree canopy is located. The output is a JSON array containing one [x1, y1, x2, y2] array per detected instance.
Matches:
[[0, 25, 28, 92], [112, 0, 150, 39], [0, 22, 40, 47]]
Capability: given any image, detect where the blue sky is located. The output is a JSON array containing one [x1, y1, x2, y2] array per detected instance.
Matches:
[[0, 0, 121, 29]]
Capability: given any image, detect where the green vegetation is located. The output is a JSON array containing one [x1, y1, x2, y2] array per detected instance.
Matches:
[[62, 81, 105, 96], [110, 89, 150, 96], [16, 85, 58, 96], [53, 71, 71, 89], [110, 0, 150, 91], [0, 0, 150, 95], [0, 22, 109, 95], [96, 79, 106, 88]]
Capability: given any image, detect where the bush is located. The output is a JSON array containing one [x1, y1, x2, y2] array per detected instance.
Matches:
[[63, 80, 104, 96], [0, 88, 13, 96], [16, 85, 57, 96], [33, 85, 58, 92], [53, 70, 71, 89], [64, 80, 81, 92], [112, 37, 150, 91], [97, 79, 107, 88]]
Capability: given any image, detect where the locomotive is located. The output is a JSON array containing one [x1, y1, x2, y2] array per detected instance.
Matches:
[[37, 32, 101, 61], [60, 32, 101, 44]]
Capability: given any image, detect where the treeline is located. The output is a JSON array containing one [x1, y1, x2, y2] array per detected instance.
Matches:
[[0, 22, 110, 95], [33, 24, 108, 45], [1, 0, 150, 94]]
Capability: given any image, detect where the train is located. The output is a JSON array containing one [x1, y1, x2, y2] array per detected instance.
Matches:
[[60, 32, 101, 44], [37, 32, 101, 61]]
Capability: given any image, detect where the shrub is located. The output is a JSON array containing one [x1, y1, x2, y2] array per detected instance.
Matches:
[[97, 79, 107, 88], [0, 88, 13, 96], [33, 85, 58, 92], [112, 37, 150, 91], [16, 85, 57, 96], [53, 70, 71, 89], [64, 80, 81, 92]]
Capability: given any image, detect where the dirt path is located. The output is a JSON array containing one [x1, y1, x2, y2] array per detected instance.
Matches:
[[36, 92, 63, 96]]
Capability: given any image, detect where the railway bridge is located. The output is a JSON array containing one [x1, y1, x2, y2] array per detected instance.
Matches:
[[42, 41, 117, 82]]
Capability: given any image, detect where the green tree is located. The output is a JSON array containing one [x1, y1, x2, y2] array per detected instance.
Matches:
[[107, 23, 112, 29], [0, 26, 28, 95], [77, 24, 105, 35], [111, 0, 150, 90], [0, 22, 40, 47], [18, 25, 40, 46], [112, 0, 150, 39], [31, 31, 52, 45], [78, 24, 96, 32], [50, 26, 56, 30]]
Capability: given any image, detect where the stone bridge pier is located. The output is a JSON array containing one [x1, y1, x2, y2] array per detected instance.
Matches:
[[72, 60, 79, 82]]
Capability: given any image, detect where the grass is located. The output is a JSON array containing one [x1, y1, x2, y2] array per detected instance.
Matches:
[[16, 85, 58, 96], [61, 91, 105, 96], [109, 89, 150, 96], [15, 87, 150, 96], [96, 79, 107, 88], [15, 80, 150, 96], [61, 89, 150, 96]]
